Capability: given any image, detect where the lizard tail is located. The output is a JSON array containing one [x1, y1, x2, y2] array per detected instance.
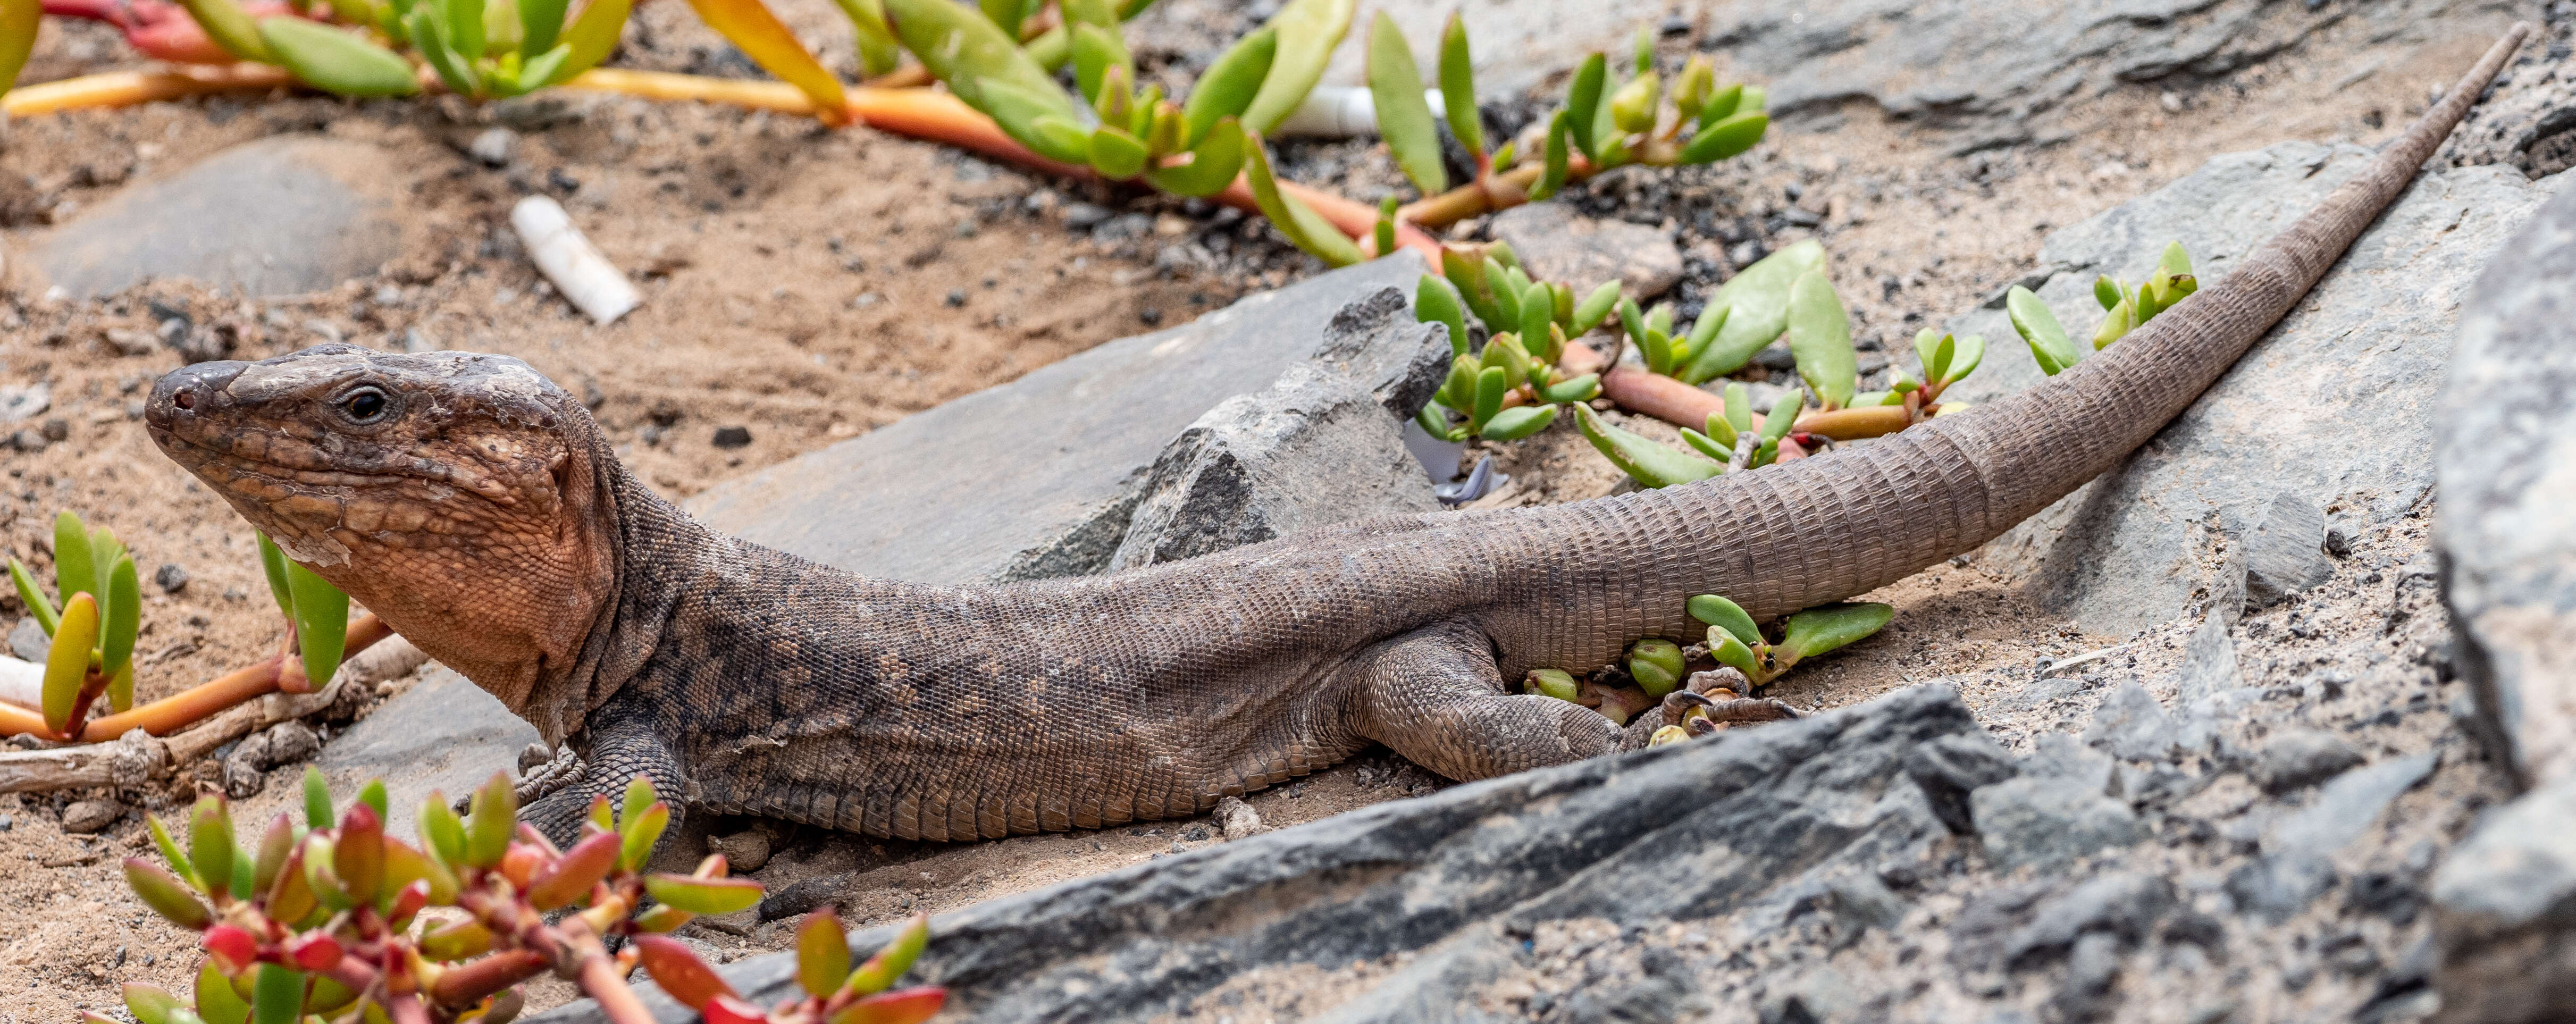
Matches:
[[1606, 23, 2531, 627]]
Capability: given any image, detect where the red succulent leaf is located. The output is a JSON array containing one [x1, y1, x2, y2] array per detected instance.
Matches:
[[527, 832, 622, 911], [284, 932, 343, 973], [829, 987, 947, 1024], [705, 995, 771, 1024], [499, 844, 547, 889], [630, 935, 739, 1012], [202, 924, 257, 973]]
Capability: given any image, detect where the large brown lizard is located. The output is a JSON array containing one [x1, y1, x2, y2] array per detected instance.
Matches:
[[143, 27, 2525, 845]]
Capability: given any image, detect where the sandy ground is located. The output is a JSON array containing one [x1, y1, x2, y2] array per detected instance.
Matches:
[[0, 1, 2539, 1019]]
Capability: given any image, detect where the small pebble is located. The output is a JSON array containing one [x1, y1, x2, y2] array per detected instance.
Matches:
[[154, 563, 189, 593], [61, 799, 124, 834], [711, 426, 753, 449]]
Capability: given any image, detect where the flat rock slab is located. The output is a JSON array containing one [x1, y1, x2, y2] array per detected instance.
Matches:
[[1319, 0, 2512, 121], [232, 668, 538, 841], [686, 253, 1432, 584], [1945, 141, 2564, 637], [34, 137, 411, 299], [531, 685, 1979, 1023], [1488, 203, 1682, 300]]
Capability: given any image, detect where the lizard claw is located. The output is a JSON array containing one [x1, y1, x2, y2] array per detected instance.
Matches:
[[447, 743, 587, 815]]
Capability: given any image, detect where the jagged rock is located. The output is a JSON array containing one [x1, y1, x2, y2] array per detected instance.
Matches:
[[2249, 728, 2365, 794], [2266, 753, 2436, 857], [2082, 682, 2184, 762], [2441, 18, 2576, 179], [34, 137, 412, 299], [2228, 852, 2339, 924], [1107, 363, 1442, 570], [1971, 775, 2145, 872], [687, 255, 1438, 585], [9, 617, 42, 662], [529, 685, 1978, 1023], [2242, 491, 2333, 611], [2004, 872, 2175, 967], [2434, 174, 2576, 1024], [1488, 202, 1684, 301], [1903, 732, 2020, 835], [1952, 141, 2564, 636]]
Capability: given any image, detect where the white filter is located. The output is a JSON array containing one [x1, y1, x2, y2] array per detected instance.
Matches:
[[1274, 86, 1449, 138], [511, 196, 642, 325], [0, 654, 40, 711]]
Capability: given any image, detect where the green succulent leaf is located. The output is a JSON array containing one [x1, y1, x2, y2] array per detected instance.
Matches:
[[407, 9, 482, 95], [1780, 602, 1894, 661], [7, 558, 55, 636], [1366, 13, 1444, 194], [1239, 0, 1354, 134], [1626, 638, 1684, 698], [1415, 274, 1470, 356], [1563, 52, 1605, 162], [249, 964, 305, 1024], [1707, 631, 1759, 681], [1571, 280, 1620, 335], [1529, 109, 1572, 202], [976, 77, 1093, 164], [1478, 403, 1557, 441], [1182, 27, 1275, 145], [1723, 382, 1753, 437], [173, 0, 276, 61], [283, 557, 349, 688], [885, 0, 1067, 113], [1947, 333, 1985, 381], [1760, 390, 1802, 444], [644, 874, 764, 914], [2094, 274, 2122, 311], [1538, 373, 1599, 404], [124, 858, 213, 928], [1688, 594, 1761, 647], [979, 0, 1028, 35], [1697, 82, 1742, 128], [187, 795, 236, 901], [54, 512, 95, 609], [2159, 241, 2193, 278], [1675, 239, 1825, 383], [1086, 125, 1150, 179], [1679, 111, 1767, 164], [798, 910, 854, 998], [1142, 116, 1248, 196], [1243, 133, 1365, 266], [1524, 669, 1580, 702], [1436, 12, 1481, 156], [1785, 271, 1855, 409], [1572, 404, 1722, 489], [195, 963, 249, 1024], [1070, 22, 1132, 104], [2007, 286, 2080, 376], [517, 0, 566, 58], [832, 0, 901, 77]]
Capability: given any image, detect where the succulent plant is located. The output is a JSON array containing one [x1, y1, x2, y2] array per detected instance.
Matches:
[[10, 510, 144, 737], [110, 769, 944, 1024]]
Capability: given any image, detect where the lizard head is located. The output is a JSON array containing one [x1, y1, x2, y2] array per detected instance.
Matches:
[[146, 343, 621, 732]]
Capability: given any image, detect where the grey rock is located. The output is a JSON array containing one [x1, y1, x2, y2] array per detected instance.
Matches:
[[303, 667, 540, 842], [154, 563, 188, 594], [8, 429, 47, 454], [2442, 28, 2576, 179], [2054, 931, 2124, 1022], [1971, 775, 2145, 872], [1903, 731, 2020, 835], [2242, 491, 2332, 611], [2227, 852, 2338, 923], [531, 685, 1980, 1023], [1954, 142, 2563, 636], [35, 137, 412, 299], [686, 255, 1437, 585], [468, 127, 518, 167], [1107, 366, 1443, 570], [0, 381, 47, 424], [2177, 613, 2242, 702], [1488, 202, 1684, 301], [261, 720, 322, 766], [2248, 728, 2364, 794], [2433, 773, 2576, 1020], [2082, 682, 2183, 762], [2005, 871, 2174, 966], [2443, 182, 2576, 794], [2266, 752, 2436, 858], [9, 617, 44, 662], [60, 799, 122, 834], [2024, 732, 2114, 794]]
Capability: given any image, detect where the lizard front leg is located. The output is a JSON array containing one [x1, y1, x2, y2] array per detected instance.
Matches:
[[1347, 621, 1622, 781], [521, 707, 688, 849]]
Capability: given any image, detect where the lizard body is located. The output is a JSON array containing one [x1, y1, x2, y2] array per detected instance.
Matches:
[[145, 27, 2525, 843]]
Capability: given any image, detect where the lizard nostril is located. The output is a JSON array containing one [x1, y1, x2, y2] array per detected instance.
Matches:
[[173, 389, 195, 410]]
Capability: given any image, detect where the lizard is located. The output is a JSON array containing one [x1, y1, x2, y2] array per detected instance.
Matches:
[[142, 26, 2527, 846]]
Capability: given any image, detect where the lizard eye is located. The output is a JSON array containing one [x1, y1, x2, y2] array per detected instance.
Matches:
[[341, 387, 389, 424]]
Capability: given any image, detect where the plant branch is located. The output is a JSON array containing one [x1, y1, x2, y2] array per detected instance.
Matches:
[[2, 64, 290, 116]]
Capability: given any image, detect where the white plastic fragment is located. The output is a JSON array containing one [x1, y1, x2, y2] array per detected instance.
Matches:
[[1276, 86, 1450, 138], [0, 655, 39, 712], [510, 195, 641, 325]]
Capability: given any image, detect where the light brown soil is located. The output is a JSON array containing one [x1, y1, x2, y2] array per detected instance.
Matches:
[[0, 3, 2533, 1020]]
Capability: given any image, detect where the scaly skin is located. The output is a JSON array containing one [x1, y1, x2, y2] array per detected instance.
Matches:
[[144, 27, 2525, 844]]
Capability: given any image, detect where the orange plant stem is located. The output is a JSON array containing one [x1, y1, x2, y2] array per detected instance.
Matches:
[[1794, 405, 1912, 440], [2, 63, 288, 116], [0, 614, 396, 743]]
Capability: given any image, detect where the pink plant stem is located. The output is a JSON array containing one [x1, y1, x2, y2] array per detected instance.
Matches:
[[386, 993, 434, 1024], [577, 945, 659, 1024]]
